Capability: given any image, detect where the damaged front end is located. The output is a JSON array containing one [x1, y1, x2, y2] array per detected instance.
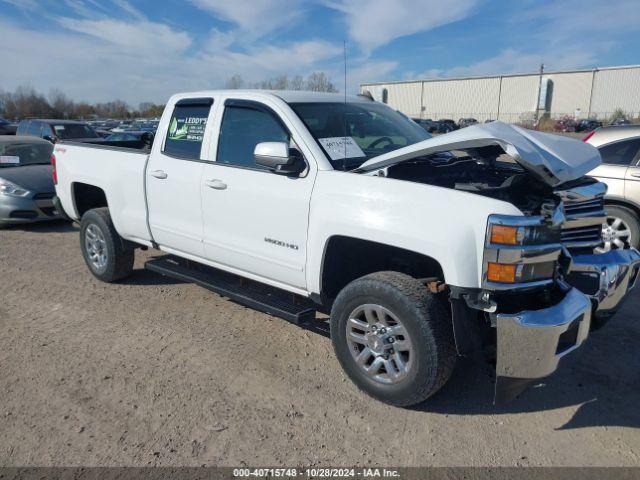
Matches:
[[484, 184, 640, 402], [358, 122, 640, 402]]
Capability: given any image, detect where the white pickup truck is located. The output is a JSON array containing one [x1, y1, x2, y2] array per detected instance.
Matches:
[[53, 90, 640, 406]]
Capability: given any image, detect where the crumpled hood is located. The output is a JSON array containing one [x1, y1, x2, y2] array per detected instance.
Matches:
[[356, 121, 601, 187]]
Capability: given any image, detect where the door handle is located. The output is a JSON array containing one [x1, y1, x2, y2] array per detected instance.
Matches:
[[150, 170, 168, 179], [630, 173, 640, 179], [204, 179, 227, 190]]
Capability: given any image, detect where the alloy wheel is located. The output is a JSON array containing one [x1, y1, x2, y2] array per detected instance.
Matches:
[[345, 304, 413, 385], [84, 223, 108, 270], [597, 216, 632, 253]]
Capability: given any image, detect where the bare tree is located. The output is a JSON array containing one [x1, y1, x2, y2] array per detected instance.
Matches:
[[289, 75, 304, 91], [225, 74, 245, 89], [306, 72, 338, 92], [251, 72, 339, 92], [49, 88, 74, 119]]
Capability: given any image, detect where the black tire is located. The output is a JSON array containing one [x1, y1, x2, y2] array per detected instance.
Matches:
[[330, 271, 456, 407], [604, 205, 640, 250], [79, 207, 134, 282]]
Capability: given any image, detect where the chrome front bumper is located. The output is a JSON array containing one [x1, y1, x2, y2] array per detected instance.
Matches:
[[494, 248, 640, 402], [495, 287, 592, 402], [566, 249, 640, 323]]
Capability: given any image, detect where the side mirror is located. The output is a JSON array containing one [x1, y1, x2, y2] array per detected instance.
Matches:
[[254, 142, 305, 175]]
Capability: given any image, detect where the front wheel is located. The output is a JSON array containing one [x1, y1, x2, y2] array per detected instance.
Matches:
[[330, 272, 456, 407], [80, 208, 134, 282]]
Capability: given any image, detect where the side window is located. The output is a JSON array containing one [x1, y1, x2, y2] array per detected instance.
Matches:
[[27, 121, 41, 137], [599, 138, 640, 166], [163, 99, 212, 159], [217, 105, 289, 169], [40, 124, 53, 138], [16, 121, 29, 136]]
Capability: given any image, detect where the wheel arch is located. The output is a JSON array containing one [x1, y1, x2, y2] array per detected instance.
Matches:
[[604, 195, 640, 219], [72, 182, 109, 218], [317, 235, 445, 308]]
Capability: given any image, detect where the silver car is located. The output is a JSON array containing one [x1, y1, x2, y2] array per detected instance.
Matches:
[[586, 125, 640, 252], [0, 136, 60, 227]]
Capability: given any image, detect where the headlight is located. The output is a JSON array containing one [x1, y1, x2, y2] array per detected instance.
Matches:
[[0, 179, 31, 197], [489, 225, 523, 245], [483, 214, 562, 288]]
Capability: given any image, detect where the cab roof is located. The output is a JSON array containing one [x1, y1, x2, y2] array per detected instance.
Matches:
[[172, 89, 371, 104]]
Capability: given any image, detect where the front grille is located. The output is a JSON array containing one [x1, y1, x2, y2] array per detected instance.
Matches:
[[561, 195, 605, 249], [33, 192, 55, 200], [561, 225, 603, 246], [564, 198, 605, 217], [9, 210, 37, 219]]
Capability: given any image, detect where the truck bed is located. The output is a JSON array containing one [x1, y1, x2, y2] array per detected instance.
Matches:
[[54, 141, 153, 245]]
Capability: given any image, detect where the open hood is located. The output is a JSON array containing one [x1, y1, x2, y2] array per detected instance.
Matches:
[[355, 121, 601, 187]]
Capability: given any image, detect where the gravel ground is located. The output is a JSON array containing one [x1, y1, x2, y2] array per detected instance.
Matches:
[[0, 220, 639, 467]]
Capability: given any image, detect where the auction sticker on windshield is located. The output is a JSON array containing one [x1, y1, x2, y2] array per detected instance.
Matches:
[[318, 137, 366, 161], [0, 156, 20, 164]]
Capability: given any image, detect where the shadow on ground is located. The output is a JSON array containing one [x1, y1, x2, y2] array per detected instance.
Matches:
[[138, 258, 640, 430], [119, 268, 186, 286], [5, 220, 76, 233], [413, 295, 640, 430]]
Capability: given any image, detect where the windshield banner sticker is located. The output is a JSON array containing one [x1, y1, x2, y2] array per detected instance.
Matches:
[[168, 116, 207, 142], [318, 137, 366, 161], [0, 155, 20, 164]]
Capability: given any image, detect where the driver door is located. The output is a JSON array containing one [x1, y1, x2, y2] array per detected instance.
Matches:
[[200, 99, 316, 290]]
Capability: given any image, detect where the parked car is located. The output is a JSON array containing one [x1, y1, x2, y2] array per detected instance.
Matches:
[[611, 118, 631, 126], [0, 136, 60, 227], [554, 117, 577, 132], [0, 118, 18, 135], [575, 119, 603, 132], [16, 119, 103, 144], [102, 131, 154, 149], [585, 125, 640, 252], [435, 119, 458, 133], [411, 118, 438, 133], [53, 90, 639, 406], [457, 118, 478, 128]]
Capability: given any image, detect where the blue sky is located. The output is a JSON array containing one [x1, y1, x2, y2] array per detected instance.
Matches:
[[1, 0, 639, 105]]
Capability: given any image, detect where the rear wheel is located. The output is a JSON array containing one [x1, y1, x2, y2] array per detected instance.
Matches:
[[597, 205, 640, 253], [80, 208, 134, 282], [330, 271, 456, 407]]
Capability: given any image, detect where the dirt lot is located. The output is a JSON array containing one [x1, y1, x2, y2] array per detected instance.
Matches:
[[1, 221, 639, 467]]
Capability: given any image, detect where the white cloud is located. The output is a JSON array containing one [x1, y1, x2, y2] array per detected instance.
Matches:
[[189, 0, 305, 37], [0, 19, 345, 104], [324, 0, 479, 53], [421, 48, 599, 79], [521, 0, 640, 42], [58, 17, 192, 53]]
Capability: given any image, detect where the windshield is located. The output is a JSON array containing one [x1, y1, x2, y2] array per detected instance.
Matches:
[[289, 102, 431, 170], [53, 124, 100, 139], [0, 143, 53, 167]]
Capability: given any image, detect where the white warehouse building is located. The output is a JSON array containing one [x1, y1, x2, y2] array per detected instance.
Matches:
[[361, 65, 640, 124]]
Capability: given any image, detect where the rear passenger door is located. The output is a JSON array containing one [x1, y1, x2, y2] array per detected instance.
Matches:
[[200, 99, 316, 290], [146, 98, 213, 257]]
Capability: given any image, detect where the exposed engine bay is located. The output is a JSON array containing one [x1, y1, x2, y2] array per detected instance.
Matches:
[[381, 147, 598, 216]]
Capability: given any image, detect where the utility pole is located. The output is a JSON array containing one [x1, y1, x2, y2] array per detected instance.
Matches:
[[534, 63, 545, 122]]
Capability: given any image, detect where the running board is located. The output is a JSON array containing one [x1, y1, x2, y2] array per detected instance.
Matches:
[[145, 255, 317, 325]]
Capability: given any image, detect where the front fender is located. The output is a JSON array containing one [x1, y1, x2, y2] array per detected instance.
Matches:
[[306, 171, 523, 294]]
